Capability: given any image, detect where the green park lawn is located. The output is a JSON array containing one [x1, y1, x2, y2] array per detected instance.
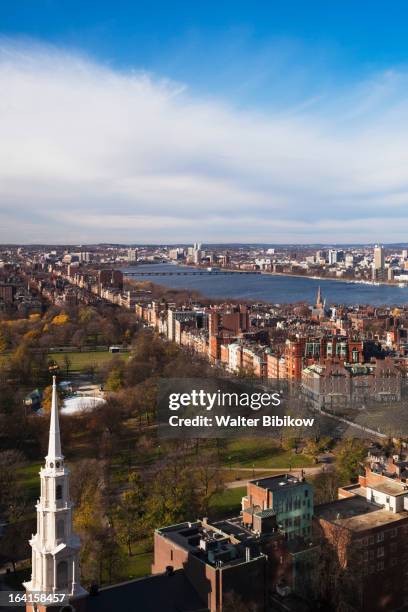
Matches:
[[18, 462, 41, 502], [0, 350, 130, 373], [50, 350, 130, 373], [209, 486, 246, 519], [122, 551, 153, 581], [221, 438, 314, 469]]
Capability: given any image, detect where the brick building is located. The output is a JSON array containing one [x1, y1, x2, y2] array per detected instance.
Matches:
[[285, 335, 364, 382], [0, 283, 14, 303], [208, 305, 250, 361], [152, 476, 317, 611], [302, 356, 401, 409], [315, 459, 408, 611]]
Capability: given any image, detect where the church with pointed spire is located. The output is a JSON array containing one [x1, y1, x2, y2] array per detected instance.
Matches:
[[311, 285, 329, 320], [23, 377, 88, 612]]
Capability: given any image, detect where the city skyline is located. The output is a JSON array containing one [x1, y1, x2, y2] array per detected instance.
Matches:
[[3, 3, 408, 242]]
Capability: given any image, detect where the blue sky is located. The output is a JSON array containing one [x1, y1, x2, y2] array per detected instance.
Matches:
[[2, 1, 408, 105], [1, 2, 408, 242]]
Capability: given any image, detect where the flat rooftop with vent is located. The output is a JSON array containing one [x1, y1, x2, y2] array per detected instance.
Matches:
[[315, 495, 408, 531], [152, 517, 270, 612], [153, 518, 261, 569]]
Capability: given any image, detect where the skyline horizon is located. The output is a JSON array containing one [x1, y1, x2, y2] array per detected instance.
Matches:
[[1, 241, 406, 248]]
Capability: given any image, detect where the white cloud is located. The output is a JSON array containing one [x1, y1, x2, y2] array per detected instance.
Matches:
[[1, 41, 408, 243]]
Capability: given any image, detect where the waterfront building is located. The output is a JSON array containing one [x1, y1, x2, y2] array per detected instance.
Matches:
[[328, 249, 339, 265], [374, 245, 385, 270], [127, 248, 138, 262]]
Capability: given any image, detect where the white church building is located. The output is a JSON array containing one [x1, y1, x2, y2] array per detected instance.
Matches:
[[23, 377, 88, 612]]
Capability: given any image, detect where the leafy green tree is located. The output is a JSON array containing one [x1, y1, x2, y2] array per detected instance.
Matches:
[[146, 464, 200, 528], [0, 450, 27, 522], [74, 482, 108, 584], [335, 439, 366, 484], [304, 439, 320, 463], [105, 365, 124, 391], [282, 436, 301, 454], [115, 472, 147, 556]]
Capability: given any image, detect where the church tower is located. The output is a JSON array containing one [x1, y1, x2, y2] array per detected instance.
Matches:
[[316, 285, 323, 308], [24, 377, 87, 611]]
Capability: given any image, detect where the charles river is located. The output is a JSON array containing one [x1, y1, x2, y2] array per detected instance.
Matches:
[[123, 263, 408, 307]]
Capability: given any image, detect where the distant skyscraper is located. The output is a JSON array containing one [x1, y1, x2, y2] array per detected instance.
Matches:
[[345, 252, 354, 267], [127, 248, 138, 262], [374, 244, 385, 270], [192, 242, 202, 264], [328, 249, 338, 265]]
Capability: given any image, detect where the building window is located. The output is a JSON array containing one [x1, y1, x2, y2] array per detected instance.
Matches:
[[377, 547, 384, 558], [376, 532, 384, 543], [56, 484, 63, 500], [377, 560, 384, 571], [390, 528, 398, 538], [391, 558, 397, 567]]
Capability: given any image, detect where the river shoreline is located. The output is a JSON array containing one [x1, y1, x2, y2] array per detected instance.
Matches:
[[124, 263, 408, 307]]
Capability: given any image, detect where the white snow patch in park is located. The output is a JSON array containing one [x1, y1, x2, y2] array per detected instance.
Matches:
[[61, 395, 106, 415]]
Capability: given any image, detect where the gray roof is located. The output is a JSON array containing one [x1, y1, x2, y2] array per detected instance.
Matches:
[[86, 570, 208, 612]]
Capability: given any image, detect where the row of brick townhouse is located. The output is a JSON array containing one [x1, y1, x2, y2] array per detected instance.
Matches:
[[302, 356, 402, 409]]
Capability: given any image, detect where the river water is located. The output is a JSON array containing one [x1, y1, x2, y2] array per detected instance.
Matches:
[[123, 263, 408, 306]]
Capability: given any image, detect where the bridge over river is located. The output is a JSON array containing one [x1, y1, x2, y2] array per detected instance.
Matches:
[[121, 263, 408, 305], [124, 270, 260, 277]]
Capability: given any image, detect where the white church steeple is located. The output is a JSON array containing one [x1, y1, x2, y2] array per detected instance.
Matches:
[[23, 376, 87, 611], [47, 376, 62, 462]]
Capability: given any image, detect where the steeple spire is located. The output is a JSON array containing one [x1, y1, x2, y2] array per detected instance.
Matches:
[[24, 376, 87, 608], [47, 375, 62, 460], [316, 285, 322, 307]]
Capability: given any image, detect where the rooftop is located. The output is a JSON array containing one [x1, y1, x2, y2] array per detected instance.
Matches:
[[157, 519, 260, 568], [249, 474, 307, 492], [315, 496, 408, 532], [367, 479, 408, 497], [86, 570, 208, 612]]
